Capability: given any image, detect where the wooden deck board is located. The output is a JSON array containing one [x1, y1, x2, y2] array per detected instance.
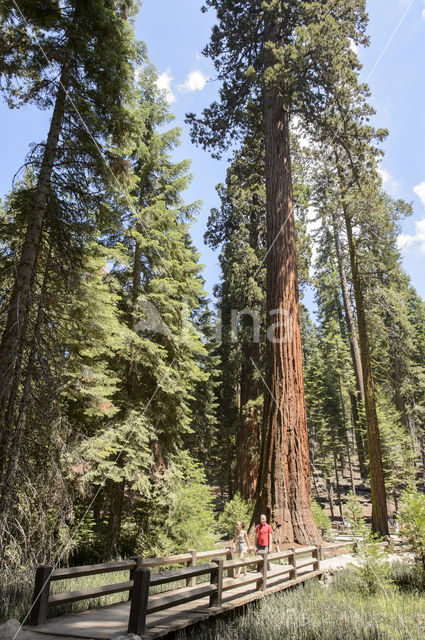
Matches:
[[24, 565, 323, 640]]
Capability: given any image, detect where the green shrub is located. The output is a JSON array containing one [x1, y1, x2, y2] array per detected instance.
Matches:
[[353, 533, 393, 595], [344, 491, 366, 537], [397, 490, 425, 572], [311, 498, 332, 539], [216, 494, 253, 539]]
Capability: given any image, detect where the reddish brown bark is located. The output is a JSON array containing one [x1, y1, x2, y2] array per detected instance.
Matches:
[[253, 18, 320, 544], [236, 341, 260, 501]]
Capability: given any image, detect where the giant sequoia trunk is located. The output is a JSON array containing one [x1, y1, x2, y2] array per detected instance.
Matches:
[[253, 19, 319, 544], [236, 341, 260, 501], [341, 195, 389, 537]]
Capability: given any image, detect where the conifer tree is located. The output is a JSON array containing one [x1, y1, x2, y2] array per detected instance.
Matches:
[[0, 0, 141, 543]]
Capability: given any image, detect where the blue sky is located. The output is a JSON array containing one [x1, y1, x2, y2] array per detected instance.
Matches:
[[1, 0, 424, 307]]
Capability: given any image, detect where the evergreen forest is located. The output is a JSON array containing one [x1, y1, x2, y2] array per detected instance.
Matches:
[[1, 1, 425, 635]]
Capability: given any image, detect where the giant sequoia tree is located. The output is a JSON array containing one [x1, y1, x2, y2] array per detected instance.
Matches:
[[189, 0, 369, 543]]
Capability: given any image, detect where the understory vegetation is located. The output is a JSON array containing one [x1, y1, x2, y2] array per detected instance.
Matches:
[[180, 567, 425, 640]]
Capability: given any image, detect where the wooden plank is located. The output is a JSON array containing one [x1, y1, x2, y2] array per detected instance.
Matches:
[[295, 545, 316, 554], [147, 584, 216, 614], [267, 550, 292, 562], [222, 572, 262, 591], [149, 563, 215, 586], [141, 553, 192, 567], [223, 555, 262, 570], [48, 580, 132, 605], [51, 560, 135, 580], [196, 549, 228, 560], [265, 564, 294, 580], [296, 557, 316, 570]]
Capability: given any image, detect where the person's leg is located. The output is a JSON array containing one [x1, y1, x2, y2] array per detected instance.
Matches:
[[264, 545, 271, 571], [235, 550, 241, 577], [240, 551, 246, 575]]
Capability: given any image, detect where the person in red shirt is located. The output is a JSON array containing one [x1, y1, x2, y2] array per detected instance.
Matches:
[[255, 514, 273, 570]]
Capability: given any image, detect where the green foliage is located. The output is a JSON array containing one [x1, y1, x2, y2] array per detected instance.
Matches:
[[311, 499, 332, 539], [345, 491, 366, 537], [135, 453, 217, 557], [398, 491, 425, 573], [353, 534, 392, 595], [176, 569, 425, 640], [216, 493, 254, 540]]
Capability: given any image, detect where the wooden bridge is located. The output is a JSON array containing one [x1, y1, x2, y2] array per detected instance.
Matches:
[[25, 544, 326, 639]]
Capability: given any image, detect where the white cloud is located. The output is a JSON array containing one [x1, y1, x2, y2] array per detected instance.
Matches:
[[178, 70, 208, 93], [291, 115, 312, 149], [378, 167, 398, 194], [378, 168, 391, 183], [397, 219, 425, 254], [349, 38, 359, 54], [422, 8, 425, 21], [413, 181, 425, 207], [156, 68, 176, 104]]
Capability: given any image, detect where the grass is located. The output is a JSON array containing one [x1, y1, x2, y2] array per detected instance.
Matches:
[[177, 568, 425, 640]]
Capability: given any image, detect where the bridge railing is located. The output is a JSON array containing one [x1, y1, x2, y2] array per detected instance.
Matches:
[[29, 544, 321, 634]]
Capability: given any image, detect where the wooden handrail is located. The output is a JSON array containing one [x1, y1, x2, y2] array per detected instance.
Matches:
[[51, 560, 136, 580], [48, 581, 133, 606]]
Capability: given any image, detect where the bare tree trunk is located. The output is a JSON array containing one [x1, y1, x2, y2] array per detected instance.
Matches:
[[253, 16, 319, 544], [236, 341, 260, 501], [0, 56, 71, 434], [333, 450, 344, 520], [331, 209, 368, 480], [349, 390, 368, 481], [0, 252, 50, 544], [312, 472, 324, 508], [339, 379, 356, 494], [326, 478, 335, 520], [338, 173, 389, 536], [104, 478, 125, 560]]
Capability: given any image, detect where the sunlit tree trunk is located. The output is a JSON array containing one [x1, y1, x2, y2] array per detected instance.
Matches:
[[253, 17, 319, 544]]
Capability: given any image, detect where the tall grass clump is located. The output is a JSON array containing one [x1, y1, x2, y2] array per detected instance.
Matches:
[[178, 571, 425, 640]]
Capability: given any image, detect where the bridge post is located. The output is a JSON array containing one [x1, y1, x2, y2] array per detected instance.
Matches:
[[186, 549, 197, 587], [209, 558, 223, 607], [226, 546, 234, 578], [289, 547, 297, 581], [312, 545, 320, 571], [29, 566, 52, 626], [128, 567, 150, 635], [129, 555, 143, 600], [256, 552, 267, 591]]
